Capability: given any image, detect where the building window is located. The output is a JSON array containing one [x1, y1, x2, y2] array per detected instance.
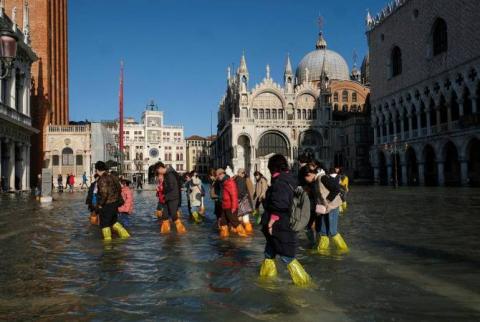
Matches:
[[352, 92, 357, 102], [76, 155, 83, 165], [391, 46, 402, 77], [307, 109, 312, 120], [272, 109, 277, 119], [297, 109, 301, 119], [302, 109, 306, 119], [259, 109, 264, 119], [62, 148, 74, 166], [266, 109, 271, 119], [342, 105, 348, 112], [342, 90, 348, 101], [333, 92, 338, 102], [432, 18, 448, 56], [52, 155, 59, 166]]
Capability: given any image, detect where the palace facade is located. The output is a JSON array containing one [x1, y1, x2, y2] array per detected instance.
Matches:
[[367, 0, 480, 186]]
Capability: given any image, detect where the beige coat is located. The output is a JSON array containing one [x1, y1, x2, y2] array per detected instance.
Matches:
[[254, 177, 268, 203], [315, 174, 342, 211]]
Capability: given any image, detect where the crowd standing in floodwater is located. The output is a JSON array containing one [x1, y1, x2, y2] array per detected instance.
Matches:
[[84, 153, 350, 287]]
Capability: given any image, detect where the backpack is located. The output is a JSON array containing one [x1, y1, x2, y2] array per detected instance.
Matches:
[[287, 184, 311, 232]]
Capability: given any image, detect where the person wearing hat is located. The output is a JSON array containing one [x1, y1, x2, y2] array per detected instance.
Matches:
[[95, 161, 130, 241], [234, 168, 254, 234], [216, 168, 247, 238]]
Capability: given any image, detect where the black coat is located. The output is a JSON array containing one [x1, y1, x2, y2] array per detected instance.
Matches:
[[163, 167, 181, 202]]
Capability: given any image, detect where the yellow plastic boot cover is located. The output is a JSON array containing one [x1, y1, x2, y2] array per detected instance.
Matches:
[[287, 259, 311, 287], [259, 259, 277, 278], [175, 219, 187, 234], [316, 236, 330, 254], [332, 234, 349, 252], [113, 222, 131, 239], [102, 227, 112, 241]]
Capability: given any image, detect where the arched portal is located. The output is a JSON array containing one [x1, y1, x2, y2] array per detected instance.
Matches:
[[378, 151, 388, 185], [237, 135, 251, 172], [258, 132, 289, 157], [405, 147, 418, 185], [467, 138, 480, 186], [443, 141, 460, 186], [424, 145, 437, 186], [299, 130, 322, 160]]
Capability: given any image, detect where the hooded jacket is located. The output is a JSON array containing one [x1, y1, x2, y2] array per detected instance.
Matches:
[[222, 176, 238, 211]]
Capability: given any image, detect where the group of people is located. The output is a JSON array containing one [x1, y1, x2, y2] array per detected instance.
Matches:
[[57, 172, 89, 192], [84, 153, 350, 288]]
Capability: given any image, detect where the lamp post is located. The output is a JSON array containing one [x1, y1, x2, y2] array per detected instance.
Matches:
[[0, 30, 18, 79], [383, 136, 408, 188]]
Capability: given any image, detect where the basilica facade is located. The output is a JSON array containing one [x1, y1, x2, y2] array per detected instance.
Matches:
[[212, 32, 371, 181]]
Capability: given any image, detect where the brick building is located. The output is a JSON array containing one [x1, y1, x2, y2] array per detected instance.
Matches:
[[4, 0, 69, 182], [367, 0, 480, 186]]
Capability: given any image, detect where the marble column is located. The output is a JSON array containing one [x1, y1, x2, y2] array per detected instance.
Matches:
[[437, 161, 445, 186], [460, 160, 469, 186], [26, 145, 30, 189], [392, 121, 398, 138], [426, 108, 431, 135], [7, 140, 15, 191], [408, 114, 413, 138], [373, 127, 378, 145], [447, 104, 452, 130], [378, 123, 384, 144], [401, 163, 408, 186], [387, 164, 393, 186], [373, 167, 380, 185], [436, 108, 441, 132], [400, 118, 405, 140], [21, 145, 28, 190], [418, 162, 425, 186], [386, 123, 391, 142], [416, 112, 421, 137], [472, 95, 478, 114]]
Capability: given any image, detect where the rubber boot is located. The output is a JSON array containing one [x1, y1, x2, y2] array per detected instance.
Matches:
[[287, 259, 311, 287], [219, 225, 229, 238], [233, 224, 248, 237], [259, 259, 277, 278], [332, 234, 349, 253], [191, 211, 202, 223], [316, 235, 330, 254], [244, 222, 253, 234], [155, 210, 163, 219], [160, 220, 171, 234], [102, 227, 112, 241], [175, 219, 187, 234], [113, 222, 130, 239]]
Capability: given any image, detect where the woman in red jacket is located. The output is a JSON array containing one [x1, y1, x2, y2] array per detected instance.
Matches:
[[216, 168, 247, 238]]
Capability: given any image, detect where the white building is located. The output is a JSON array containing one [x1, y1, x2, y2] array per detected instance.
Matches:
[[106, 101, 186, 183], [0, 7, 38, 192]]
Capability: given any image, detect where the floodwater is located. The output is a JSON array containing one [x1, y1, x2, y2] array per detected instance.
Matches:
[[0, 186, 479, 321]]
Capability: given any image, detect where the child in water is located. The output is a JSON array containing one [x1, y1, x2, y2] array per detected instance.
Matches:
[[118, 179, 134, 227]]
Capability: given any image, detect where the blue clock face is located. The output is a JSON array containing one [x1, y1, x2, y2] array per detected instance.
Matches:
[[149, 148, 159, 158]]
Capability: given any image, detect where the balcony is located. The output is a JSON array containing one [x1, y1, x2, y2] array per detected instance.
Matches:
[[0, 103, 32, 128]]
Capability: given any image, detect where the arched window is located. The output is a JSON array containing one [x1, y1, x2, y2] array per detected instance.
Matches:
[[297, 109, 301, 119], [334, 104, 339, 111], [302, 109, 306, 119], [253, 109, 258, 119], [52, 155, 59, 166], [352, 92, 357, 102], [391, 46, 402, 77], [62, 147, 74, 166], [278, 109, 284, 119], [342, 104, 348, 112], [265, 109, 271, 119], [258, 132, 288, 157], [259, 109, 264, 119], [307, 109, 312, 120], [333, 92, 339, 102], [433, 18, 448, 56], [272, 109, 277, 119], [342, 90, 348, 101], [76, 155, 83, 165]]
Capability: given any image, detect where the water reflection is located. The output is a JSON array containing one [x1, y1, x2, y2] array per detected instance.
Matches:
[[0, 187, 479, 320]]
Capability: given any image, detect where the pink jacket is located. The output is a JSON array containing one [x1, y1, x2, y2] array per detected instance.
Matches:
[[118, 186, 134, 214]]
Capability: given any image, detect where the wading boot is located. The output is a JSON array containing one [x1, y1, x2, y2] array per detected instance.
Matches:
[[316, 235, 330, 255], [287, 259, 311, 287], [102, 227, 112, 241], [233, 224, 248, 237], [155, 210, 163, 219], [174, 219, 187, 234], [113, 222, 131, 239], [244, 222, 253, 234], [332, 234, 349, 253], [191, 211, 202, 223], [219, 225, 229, 238], [259, 259, 277, 279], [160, 220, 171, 234]]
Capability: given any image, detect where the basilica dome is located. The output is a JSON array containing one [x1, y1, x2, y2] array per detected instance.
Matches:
[[296, 33, 350, 83]]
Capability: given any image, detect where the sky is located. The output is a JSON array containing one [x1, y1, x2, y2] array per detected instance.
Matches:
[[69, 0, 388, 136]]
